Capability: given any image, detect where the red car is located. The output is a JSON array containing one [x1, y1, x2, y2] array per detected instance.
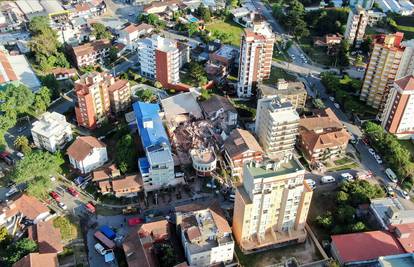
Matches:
[[49, 191, 61, 202], [67, 187, 79, 197], [85, 202, 96, 213], [128, 217, 144, 226]]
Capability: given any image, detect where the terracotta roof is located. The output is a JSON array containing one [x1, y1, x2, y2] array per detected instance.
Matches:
[[224, 128, 263, 159], [108, 79, 129, 92], [186, 226, 201, 241], [331, 231, 404, 264], [112, 174, 143, 192], [393, 223, 414, 253], [199, 94, 237, 116], [28, 221, 63, 254], [51, 67, 76, 76], [72, 39, 111, 58], [143, 0, 180, 12], [98, 180, 111, 194], [75, 3, 90, 12], [395, 75, 414, 91], [122, 23, 154, 34], [92, 164, 119, 181], [67, 136, 106, 162], [13, 194, 49, 221], [12, 253, 58, 267], [0, 50, 18, 83], [139, 220, 169, 240]]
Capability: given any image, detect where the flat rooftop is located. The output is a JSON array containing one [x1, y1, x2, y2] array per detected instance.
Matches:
[[379, 253, 414, 267], [190, 148, 216, 164], [214, 45, 238, 59], [247, 157, 304, 179]]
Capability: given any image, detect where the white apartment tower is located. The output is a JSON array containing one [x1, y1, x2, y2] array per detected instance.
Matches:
[[31, 112, 73, 153], [137, 35, 180, 87], [237, 17, 274, 98], [344, 6, 369, 46], [255, 97, 299, 160]]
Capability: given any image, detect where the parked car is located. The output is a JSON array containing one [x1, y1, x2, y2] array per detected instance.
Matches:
[[400, 190, 410, 200], [340, 173, 354, 181], [58, 202, 67, 210], [305, 179, 316, 189], [16, 152, 24, 160], [385, 168, 398, 183], [49, 191, 61, 202], [321, 176, 336, 184], [94, 243, 106, 256], [5, 187, 19, 198], [329, 96, 335, 102], [85, 202, 96, 213], [67, 187, 79, 197], [368, 148, 376, 155], [128, 217, 144, 226], [386, 186, 395, 197], [374, 154, 383, 164]]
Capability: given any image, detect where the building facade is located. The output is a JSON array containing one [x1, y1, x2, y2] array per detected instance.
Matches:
[[360, 32, 408, 111], [71, 39, 111, 67], [137, 35, 180, 87], [381, 75, 414, 139], [255, 97, 299, 160], [232, 157, 313, 252], [190, 147, 217, 177], [117, 23, 154, 50], [176, 203, 234, 266], [237, 18, 274, 98], [31, 112, 73, 153], [258, 79, 307, 111], [344, 6, 369, 46], [107, 79, 131, 114]]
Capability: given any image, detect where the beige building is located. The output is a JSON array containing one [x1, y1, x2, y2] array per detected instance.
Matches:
[[255, 97, 299, 160], [360, 32, 410, 111], [232, 157, 313, 252], [108, 79, 131, 114], [258, 79, 307, 111], [237, 16, 274, 98], [344, 6, 369, 46]]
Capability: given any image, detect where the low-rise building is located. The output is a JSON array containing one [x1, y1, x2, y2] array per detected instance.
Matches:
[[12, 253, 59, 267], [223, 128, 263, 179], [370, 198, 414, 229], [258, 79, 307, 111], [392, 223, 414, 253], [313, 34, 342, 47], [71, 39, 111, 67], [331, 231, 405, 266], [190, 147, 217, 177], [31, 112, 73, 153], [122, 220, 170, 267], [199, 94, 238, 134], [175, 202, 234, 267], [298, 108, 350, 163], [118, 23, 154, 50], [66, 136, 108, 174], [376, 0, 414, 15], [28, 221, 63, 254], [51, 68, 76, 81]]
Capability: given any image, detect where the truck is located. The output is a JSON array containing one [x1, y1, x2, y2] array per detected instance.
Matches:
[[99, 225, 116, 240], [94, 231, 115, 249]]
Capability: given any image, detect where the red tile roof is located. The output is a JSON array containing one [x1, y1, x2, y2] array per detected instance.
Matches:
[[13, 194, 49, 221], [331, 231, 404, 264], [395, 75, 414, 91], [393, 223, 414, 253], [108, 79, 129, 92], [12, 253, 58, 267], [28, 221, 63, 254], [72, 39, 111, 58], [0, 51, 18, 83], [67, 136, 106, 162]]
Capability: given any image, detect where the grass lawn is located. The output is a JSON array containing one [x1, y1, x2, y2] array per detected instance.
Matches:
[[298, 37, 332, 66], [263, 66, 297, 85], [205, 19, 244, 47], [53, 216, 80, 242], [399, 140, 414, 158], [307, 190, 337, 242]]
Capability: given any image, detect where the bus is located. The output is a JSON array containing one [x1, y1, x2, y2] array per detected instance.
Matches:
[[385, 168, 398, 183], [94, 231, 115, 249]]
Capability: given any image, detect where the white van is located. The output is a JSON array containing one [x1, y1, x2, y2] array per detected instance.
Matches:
[[229, 194, 235, 202], [385, 168, 398, 183], [321, 176, 336, 184]]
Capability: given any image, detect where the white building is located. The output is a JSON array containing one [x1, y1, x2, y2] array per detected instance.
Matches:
[[176, 203, 234, 267], [344, 6, 369, 46], [66, 136, 108, 174], [31, 112, 73, 153], [190, 147, 217, 177], [255, 97, 299, 160], [237, 18, 274, 98], [118, 23, 154, 50], [375, 0, 414, 16], [137, 35, 180, 86]]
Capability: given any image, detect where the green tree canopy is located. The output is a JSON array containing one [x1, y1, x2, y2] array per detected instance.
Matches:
[[2, 238, 38, 266], [135, 89, 156, 103], [115, 134, 138, 174]]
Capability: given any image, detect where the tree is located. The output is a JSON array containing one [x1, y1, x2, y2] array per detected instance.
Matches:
[[197, 4, 211, 22], [14, 136, 31, 155], [3, 238, 37, 266], [154, 81, 163, 89], [0, 227, 10, 246], [312, 98, 325, 109], [115, 134, 138, 173], [29, 16, 50, 35], [186, 22, 199, 37], [336, 191, 349, 204], [33, 86, 51, 113], [315, 212, 333, 229], [229, 0, 238, 7], [136, 89, 156, 103], [336, 205, 355, 224], [360, 36, 373, 54], [189, 61, 208, 86], [350, 221, 366, 232], [199, 88, 211, 100], [139, 14, 165, 28], [108, 46, 118, 63], [91, 23, 112, 40]]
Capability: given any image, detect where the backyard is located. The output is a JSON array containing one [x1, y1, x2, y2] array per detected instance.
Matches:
[[263, 66, 297, 85], [205, 19, 244, 47]]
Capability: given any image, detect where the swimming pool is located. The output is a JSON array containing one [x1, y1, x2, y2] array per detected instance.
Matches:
[[187, 15, 199, 23]]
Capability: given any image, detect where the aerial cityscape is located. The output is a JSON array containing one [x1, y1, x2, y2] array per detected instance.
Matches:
[[1, 0, 414, 266]]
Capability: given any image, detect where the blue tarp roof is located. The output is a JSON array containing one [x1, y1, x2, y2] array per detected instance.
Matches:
[[132, 102, 170, 149], [138, 157, 150, 175], [104, 252, 115, 262]]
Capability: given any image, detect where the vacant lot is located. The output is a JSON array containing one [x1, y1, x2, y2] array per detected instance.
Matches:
[[205, 19, 244, 47], [264, 66, 297, 85]]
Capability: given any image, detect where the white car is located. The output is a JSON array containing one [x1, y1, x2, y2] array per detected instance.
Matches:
[[305, 179, 316, 189], [321, 176, 336, 184], [374, 154, 383, 164], [368, 148, 376, 155], [340, 173, 354, 181], [58, 202, 67, 210], [94, 243, 106, 256], [5, 187, 19, 197], [401, 190, 410, 200], [329, 96, 335, 101], [334, 103, 340, 109], [16, 152, 24, 160]]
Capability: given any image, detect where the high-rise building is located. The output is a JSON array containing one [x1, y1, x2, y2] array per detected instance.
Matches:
[[360, 32, 405, 110], [381, 75, 414, 139], [137, 35, 180, 87], [232, 157, 313, 252], [237, 17, 274, 98], [133, 101, 176, 192], [255, 97, 299, 160], [74, 72, 131, 129], [344, 6, 369, 46]]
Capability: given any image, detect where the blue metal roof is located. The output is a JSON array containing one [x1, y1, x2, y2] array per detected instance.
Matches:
[[138, 157, 150, 175], [132, 101, 170, 149]]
